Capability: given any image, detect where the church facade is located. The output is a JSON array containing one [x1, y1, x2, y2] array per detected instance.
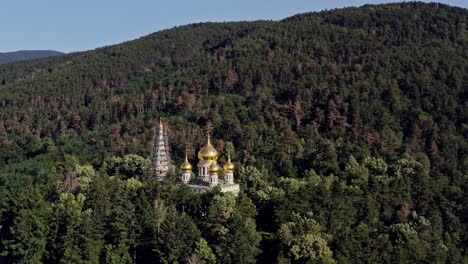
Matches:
[[180, 137, 240, 194], [151, 120, 240, 194]]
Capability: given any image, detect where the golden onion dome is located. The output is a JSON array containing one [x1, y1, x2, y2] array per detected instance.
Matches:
[[208, 162, 221, 174], [198, 137, 218, 161], [223, 153, 235, 173], [180, 154, 192, 172]]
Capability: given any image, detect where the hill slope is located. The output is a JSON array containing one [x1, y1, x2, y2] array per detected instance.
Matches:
[[0, 50, 64, 64], [0, 2, 465, 175], [0, 2, 467, 263]]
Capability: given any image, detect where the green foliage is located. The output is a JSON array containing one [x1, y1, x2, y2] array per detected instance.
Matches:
[[153, 208, 200, 263], [47, 193, 101, 263], [345, 155, 369, 185], [278, 212, 335, 263], [363, 157, 388, 176], [1, 183, 50, 263], [227, 217, 262, 264], [103, 154, 149, 179], [192, 238, 216, 264]]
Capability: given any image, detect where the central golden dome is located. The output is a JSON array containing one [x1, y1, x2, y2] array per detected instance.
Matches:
[[198, 137, 218, 161]]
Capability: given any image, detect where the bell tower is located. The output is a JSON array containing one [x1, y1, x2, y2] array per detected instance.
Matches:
[[149, 119, 170, 181]]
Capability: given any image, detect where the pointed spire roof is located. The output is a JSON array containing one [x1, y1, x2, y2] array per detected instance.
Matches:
[[208, 161, 221, 174], [223, 152, 235, 172], [180, 153, 192, 172]]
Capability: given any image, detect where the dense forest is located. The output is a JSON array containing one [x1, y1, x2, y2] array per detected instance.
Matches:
[[0, 2, 467, 263]]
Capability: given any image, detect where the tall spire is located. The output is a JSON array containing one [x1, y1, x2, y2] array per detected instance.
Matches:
[[150, 119, 171, 181]]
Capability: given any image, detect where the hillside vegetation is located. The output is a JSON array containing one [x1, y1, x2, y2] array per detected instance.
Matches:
[[0, 2, 466, 263]]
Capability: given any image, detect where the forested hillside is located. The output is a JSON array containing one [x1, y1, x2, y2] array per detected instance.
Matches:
[[0, 2, 467, 263]]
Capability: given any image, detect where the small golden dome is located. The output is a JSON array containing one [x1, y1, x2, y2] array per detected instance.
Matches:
[[198, 137, 218, 161], [223, 153, 235, 173], [208, 162, 221, 174], [180, 154, 192, 172]]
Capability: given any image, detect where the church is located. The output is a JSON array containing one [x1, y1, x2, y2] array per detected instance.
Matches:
[[150, 120, 240, 194]]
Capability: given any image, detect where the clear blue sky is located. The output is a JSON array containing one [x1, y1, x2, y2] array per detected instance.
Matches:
[[1, 0, 466, 53]]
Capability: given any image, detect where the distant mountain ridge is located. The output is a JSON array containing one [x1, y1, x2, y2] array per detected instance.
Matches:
[[0, 50, 64, 64]]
